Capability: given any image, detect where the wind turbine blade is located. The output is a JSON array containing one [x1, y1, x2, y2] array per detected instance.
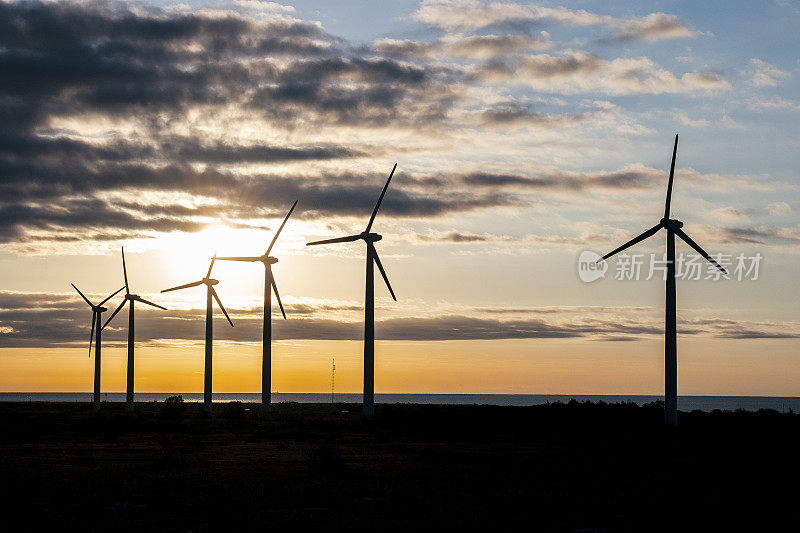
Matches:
[[365, 163, 397, 233], [121, 247, 129, 294], [371, 245, 397, 301], [266, 200, 298, 255], [216, 256, 260, 262], [72, 284, 93, 307], [599, 224, 662, 261], [89, 311, 95, 357], [161, 280, 203, 293], [136, 297, 167, 311], [673, 228, 727, 274], [211, 287, 234, 327], [206, 255, 216, 279], [102, 299, 127, 330], [306, 234, 361, 246], [664, 134, 678, 219], [99, 286, 125, 306], [270, 274, 286, 320]]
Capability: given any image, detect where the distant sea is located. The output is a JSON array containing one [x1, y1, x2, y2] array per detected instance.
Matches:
[[1, 393, 799, 412]]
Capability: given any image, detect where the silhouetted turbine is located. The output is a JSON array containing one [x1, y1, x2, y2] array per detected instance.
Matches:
[[161, 256, 234, 412], [103, 247, 167, 411], [306, 164, 398, 416], [598, 135, 726, 427], [217, 200, 297, 412], [72, 283, 124, 411]]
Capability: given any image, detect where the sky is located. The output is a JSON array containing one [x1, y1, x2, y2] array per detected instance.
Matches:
[[0, 0, 798, 395]]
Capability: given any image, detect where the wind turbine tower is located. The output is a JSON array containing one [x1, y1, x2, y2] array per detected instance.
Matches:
[[216, 200, 297, 411], [598, 135, 727, 427], [307, 163, 398, 416], [103, 248, 167, 411], [161, 256, 234, 412], [72, 284, 124, 410]]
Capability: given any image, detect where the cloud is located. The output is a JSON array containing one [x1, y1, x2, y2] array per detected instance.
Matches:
[[745, 95, 800, 112], [711, 207, 746, 222], [458, 167, 658, 190], [0, 136, 783, 247], [714, 225, 800, 245], [0, 167, 528, 245], [413, 229, 648, 250], [691, 318, 800, 339], [609, 13, 695, 42], [372, 38, 435, 59], [416, 231, 512, 243], [0, 0, 752, 254], [767, 202, 791, 216], [415, 1, 695, 43], [0, 2, 481, 245], [469, 52, 729, 95], [674, 112, 710, 128], [478, 102, 587, 127], [443, 32, 553, 58], [3, 291, 797, 346], [746, 58, 790, 87], [414, 0, 546, 32]]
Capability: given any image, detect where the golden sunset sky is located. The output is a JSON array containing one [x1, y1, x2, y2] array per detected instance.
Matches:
[[1, 0, 798, 394]]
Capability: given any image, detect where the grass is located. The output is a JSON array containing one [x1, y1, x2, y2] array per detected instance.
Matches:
[[0, 400, 797, 532]]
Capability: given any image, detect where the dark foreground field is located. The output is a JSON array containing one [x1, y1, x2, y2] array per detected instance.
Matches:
[[0, 401, 798, 532]]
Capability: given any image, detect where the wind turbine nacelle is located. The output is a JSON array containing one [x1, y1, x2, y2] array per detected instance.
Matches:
[[661, 218, 684, 230], [264, 256, 279, 264], [204, 278, 220, 286], [94, 306, 107, 313], [363, 232, 382, 242]]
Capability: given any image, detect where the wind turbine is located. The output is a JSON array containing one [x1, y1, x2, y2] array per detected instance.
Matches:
[[598, 135, 726, 427], [306, 163, 398, 416], [72, 284, 124, 411], [216, 200, 297, 412], [103, 247, 167, 411], [161, 256, 234, 413]]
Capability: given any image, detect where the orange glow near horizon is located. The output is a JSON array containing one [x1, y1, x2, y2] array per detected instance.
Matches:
[[2, 338, 800, 396]]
